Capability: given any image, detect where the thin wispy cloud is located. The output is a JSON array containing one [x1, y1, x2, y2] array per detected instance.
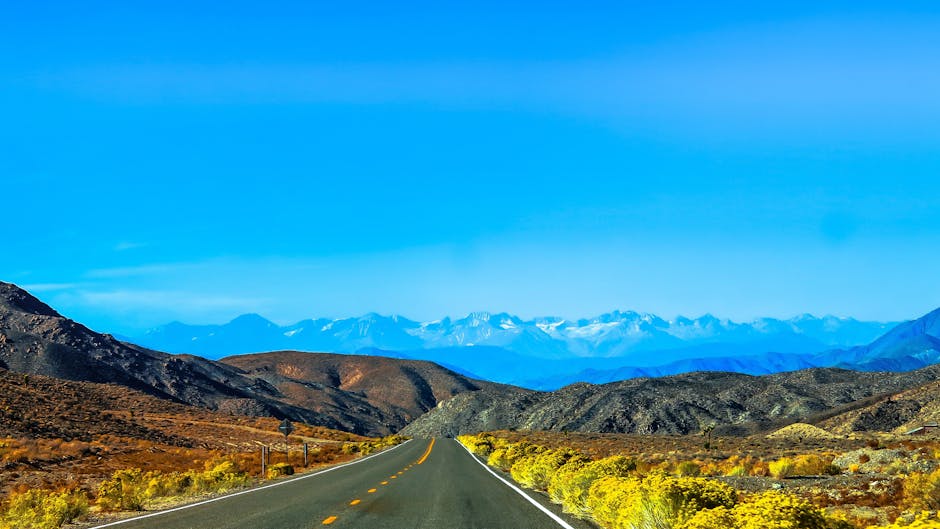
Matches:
[[20, 282, 81, 293], [114, 241, 148, 251]]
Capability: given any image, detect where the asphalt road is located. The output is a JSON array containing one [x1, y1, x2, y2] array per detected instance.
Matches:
[[90, 438, 595, 529]]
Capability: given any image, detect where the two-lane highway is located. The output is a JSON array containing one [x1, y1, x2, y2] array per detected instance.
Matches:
[[91, 438, 594, 529]]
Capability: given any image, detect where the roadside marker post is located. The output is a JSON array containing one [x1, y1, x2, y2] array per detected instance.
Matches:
[[303, 442, 309, 467], [278, 419, 294, 465], [261, 445, 267, 477]]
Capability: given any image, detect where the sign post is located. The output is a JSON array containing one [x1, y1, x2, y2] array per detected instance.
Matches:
[[261, 445, 267, 477], [278, 419, 294, 464]]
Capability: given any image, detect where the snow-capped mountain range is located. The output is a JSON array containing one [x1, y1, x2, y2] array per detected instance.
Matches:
[[133, 310, 891, 360], [127, 311, 896, 389]]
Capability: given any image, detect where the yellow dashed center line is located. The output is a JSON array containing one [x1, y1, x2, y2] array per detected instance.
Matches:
[[324, 442, 438, 524], [416, 438, 435, 465]]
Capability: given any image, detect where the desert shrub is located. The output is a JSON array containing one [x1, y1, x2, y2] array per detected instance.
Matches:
[[868, 513, 940, 528], [793, 455, 832, 476], [487, 448, 509, 469], [97, 468, 149, 511], [487, 441, 543, 471], [679, 505, 738, 529], [511, 449, 577, 490], [98, 460, 252, 512], [677, 462, 702, 477], [186, 459, 251, 492], [0, 489, 88, 529], [549, 455, 638, 517], [677, 491, 836, 529], [548, 455, 592, 508], [770, 457, 796, 479], [585, 476, 636, 528], [356, 435, 406, 456], [266, 463, 294, 479], [725, 465, 748, 477], [586, 472, 736, 529], [732, 491, 830, 529], [903, 468, 940, 511], [459, 434, 496, 457], [749, 460, 770, 477]]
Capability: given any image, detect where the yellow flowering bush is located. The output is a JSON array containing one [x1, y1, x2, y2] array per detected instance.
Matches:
[[903, 469, 940, 511], [458, 434, 496, 457], [680, 505, 738, 529], [487, 441, 544, 471], [97, 459, 251, 512], [0, 489, 88, 529], [677, 491, 835, 529], [586, 472, 737, 529], [770, 457, 796, 479], [733, 491, 830, 529], [549, 455, 637, 517], [97, 468, 149, 511], [511, 448, 579, 490]]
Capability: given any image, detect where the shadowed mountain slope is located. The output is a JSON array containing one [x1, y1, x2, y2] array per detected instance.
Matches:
[[400, 365, 940, 437], [0, 282, 491, 435]]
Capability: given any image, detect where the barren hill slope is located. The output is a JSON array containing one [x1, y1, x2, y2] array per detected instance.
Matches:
[[820, 377, 940, 435], [401, 366, 940, 437], [221, 351, 501, 435], [0, 282, 499, 436], [0, 281, 302, 416]]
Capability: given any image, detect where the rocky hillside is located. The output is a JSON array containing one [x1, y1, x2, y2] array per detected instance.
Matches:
[[221, 351, 499, 435], [400, 365, 940, 437], [0, 281, 299, 415], [0, 368, 192, 444], [820, 376, 940, 435], [0, 282, 490, 436]]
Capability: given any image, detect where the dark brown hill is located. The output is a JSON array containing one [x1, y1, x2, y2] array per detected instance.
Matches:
[[400, 365, 940, 437], [221, 351, 496, 435], [0, 282, 495, 436], [0, 282, 298, 415]]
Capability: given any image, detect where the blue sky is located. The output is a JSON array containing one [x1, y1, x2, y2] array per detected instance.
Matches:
[[3, 1, 940, 334]]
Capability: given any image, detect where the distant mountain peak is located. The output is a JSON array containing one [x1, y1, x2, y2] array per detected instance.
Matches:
[[228, 313, 277, 327]]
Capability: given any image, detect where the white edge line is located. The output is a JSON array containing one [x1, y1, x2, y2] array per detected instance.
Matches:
[[456, 440, 577, 529], [88, 439, 413, 529]]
